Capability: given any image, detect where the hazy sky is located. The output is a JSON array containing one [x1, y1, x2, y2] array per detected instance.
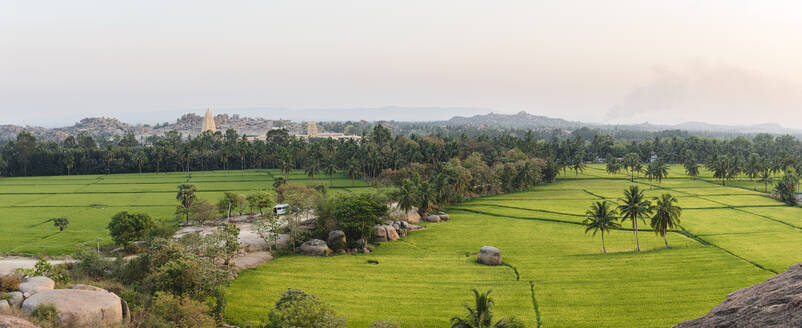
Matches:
[[3, 1, 802, 127]]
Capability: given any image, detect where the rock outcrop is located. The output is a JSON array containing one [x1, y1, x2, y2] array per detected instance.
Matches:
[[372, 225, 399, 242], [22, 288, 124, 326], [676, 263, 802, 327], [477, 246, 502, 266], [438, 212, 450, 221], [6, 292, 23, 307], [17, 276, 54, 296], [423, 215, 441, 223], [0, 315, 39, 328], [299, 239, 332, 257], [327, 230, 347, 252]]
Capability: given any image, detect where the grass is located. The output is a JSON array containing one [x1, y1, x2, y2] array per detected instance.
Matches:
[[225, 164, 802, 327], [0, 169, 368, 255]]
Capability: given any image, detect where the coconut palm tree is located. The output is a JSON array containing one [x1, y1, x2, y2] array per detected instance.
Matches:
[[398, 179, 416, 216], [683, 158, 700, 180], [176, 184, 197, 223], [654, 160, 668, 185], [450, 289, 517, 328], [605, 157, 621, 176], [644, 162, 657, 189], [583, 201, 620, 254], [650, 193, 682, 248], [617, 185, 653, 252], [623, 153, 640, 182], [757, 169, 773, 193], [52, 217, 69, 232], [745, 153, 763, 190]]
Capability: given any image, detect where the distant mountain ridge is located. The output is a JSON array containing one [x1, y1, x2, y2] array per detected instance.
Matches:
[[2, 110, 801, 141]]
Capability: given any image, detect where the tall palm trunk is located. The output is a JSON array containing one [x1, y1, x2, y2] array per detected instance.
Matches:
[[633, 220, 640, 251], [601, 231, 606, 254], [663, 234, 669, 249]]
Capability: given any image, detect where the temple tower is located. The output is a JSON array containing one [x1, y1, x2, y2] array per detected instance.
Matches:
[[201, 108, 217, 133], [306, 122, 318, 138]]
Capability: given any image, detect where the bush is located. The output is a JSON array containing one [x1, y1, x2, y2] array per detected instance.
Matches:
[[266, 288, 346, 328], [145, 292, 216, 328], [0, 272, 23, 292], [72, 247, 111, 279], [18, 259, 70, 285], [108, 211, 155, 246], [31, 303, 60, 327], [334, 194, 388, 243]]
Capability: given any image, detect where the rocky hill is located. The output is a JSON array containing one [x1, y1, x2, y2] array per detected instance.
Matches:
[[676, 263, 802, 327], [446, 111, 582, 129]]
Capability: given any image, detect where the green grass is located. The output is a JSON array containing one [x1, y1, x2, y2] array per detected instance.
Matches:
[[0, 169, 367, 255], [225, 164, 802, 327]]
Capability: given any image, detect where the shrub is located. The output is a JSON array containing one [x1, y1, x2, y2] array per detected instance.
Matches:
[[142, 238, 230, 300], [31, 303, 60, 327], [0, 272, 23, 292], [334, 193, 388, 243], [266, 288, 346, 328], [72, 247, 112, 279], [189, 199, 217, 227], [146, 292, 216, 328], [18, 259, 70, 285], [108, 211, 155, 246]]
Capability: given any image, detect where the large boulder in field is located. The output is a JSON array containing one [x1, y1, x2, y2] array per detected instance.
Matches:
[[384, 225, 399, 241], [0, 300, 8, 312], [327, 230, 347, 252], [676, 263, 802, 327], [0, 315, 39, 328], [477, 246, 502, 266], [18, 276, 55, 295], [22, 289, 124, 326], [373, 225, 388, 242], [423, 215, 441, 223], [299, 239, 332, 257], [406, 211, 421, 224], [438, 212, 450, 221]]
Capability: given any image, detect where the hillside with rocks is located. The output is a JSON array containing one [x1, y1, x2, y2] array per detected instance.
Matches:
[[676, 263, 802, 327]]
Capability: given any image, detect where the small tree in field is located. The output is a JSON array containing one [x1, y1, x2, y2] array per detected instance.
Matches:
[[334, 194, 388, 245], [190, 199, 217, 227], [218, 192, 241, 219], [583, 201, 620, 254], [108, 211, 154, 246], [247, 190, 274, 215], [53, 217, 69, 232], [252, 213, 282, 253]]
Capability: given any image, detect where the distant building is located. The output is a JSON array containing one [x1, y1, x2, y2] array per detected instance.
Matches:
[[201, 109, 217, 133], [306, 122, 318, 138]]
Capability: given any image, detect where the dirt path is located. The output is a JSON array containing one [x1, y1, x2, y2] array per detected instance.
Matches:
[[0, 256, 71, 275]]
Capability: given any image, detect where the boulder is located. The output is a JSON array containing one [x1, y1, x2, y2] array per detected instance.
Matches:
[[676, 263, 802, 327], [438, 212, 450, 221], [0, 315, 39, 328], [406, 211, 421, 224], [423, 215, 441, 223], [22, 289, 123, 326], [18, 276, 55, 295], [384, 225, 399, 241], [299, 239, 332, 257], [71, 284, 107, 292], [327, 230, 347, 252], [231, 251, 273, 270], [0, 300, 8, 312], [373, 225, 388, 242], [477, 246, 502, 266], [6, 292, 23, 308]]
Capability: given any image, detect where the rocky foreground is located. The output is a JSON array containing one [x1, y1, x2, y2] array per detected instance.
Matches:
[[676, 263, 802, 327]]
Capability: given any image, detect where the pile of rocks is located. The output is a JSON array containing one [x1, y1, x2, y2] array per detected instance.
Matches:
[[0, 275, 127, 327], [422, 212, 450, 223]]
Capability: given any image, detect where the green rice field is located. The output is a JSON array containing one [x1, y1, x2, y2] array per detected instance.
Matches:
[[224, 164, 801, 327], [0, 170, 369, 255]]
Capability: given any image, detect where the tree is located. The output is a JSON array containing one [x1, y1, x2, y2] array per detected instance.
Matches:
[[266, 289, 345, 328], [583, 201, 620, 254], [416, 180, 435, 216], [108, 211, 154, 246], [176, 184, 197, 223], [450, 289, 521, 328], [305, 161, 319, 178], [775, 173, 799, 206], [133, 149, 148, 174], [623, 153, 640, 182], [190, 199, 217, 227], [650, 193, 682, 248], [683, 158, 700, 180], [617, 185, 653, 252], [398, 179, 417, 215], [52, 217, 69, 232], [605, 157, 621, 176], [247, 190, 274, 215], [218, 192, 242, 219], [758, 169, 773, 193], [745, 153, 764, 190], [208, 223, 239, 265], [653, 160, 668, 185], [347, 158, 361, 185], [570, 154, 585, 178], [252, 213, 282, 252], [273, 176, 287, 189], [334, 194, 388, 245]]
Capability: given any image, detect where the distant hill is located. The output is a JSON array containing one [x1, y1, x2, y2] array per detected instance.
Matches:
[[445, 111, 582, 129]]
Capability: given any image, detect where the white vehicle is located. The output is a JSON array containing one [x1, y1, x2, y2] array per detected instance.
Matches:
[[273, 203, 289, 215]]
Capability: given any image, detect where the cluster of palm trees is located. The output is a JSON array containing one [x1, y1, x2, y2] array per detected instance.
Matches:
[[583, 185, 682, 253]]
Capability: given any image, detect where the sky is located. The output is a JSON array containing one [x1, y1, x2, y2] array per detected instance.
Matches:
[[2, 0, 802, 127]]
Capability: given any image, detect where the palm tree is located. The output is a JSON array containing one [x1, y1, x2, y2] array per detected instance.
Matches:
[[617, 185, 653, 252], [745, 153, 763, 190], [305, 161, 319, 178], [757, 169, 773, 193], [52, 217, 69, 232], [605, 157, 621, 176], [280, 158, 292, 179], [654, 160, 668, 185], [683, 158, 700, 180], [132, 149, 147, 175], [272, 176, 287, 189], [644, 162, 657, 189], [583, 201, 620, 254], [650, 193, 682, 248], [450, 289, 516, 328], [623, 153, 640, 182], [571, 154, 585, 178], [176, 184, 197, 223], [398, 179, 416, 216], [417, 181, 434, 216]]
